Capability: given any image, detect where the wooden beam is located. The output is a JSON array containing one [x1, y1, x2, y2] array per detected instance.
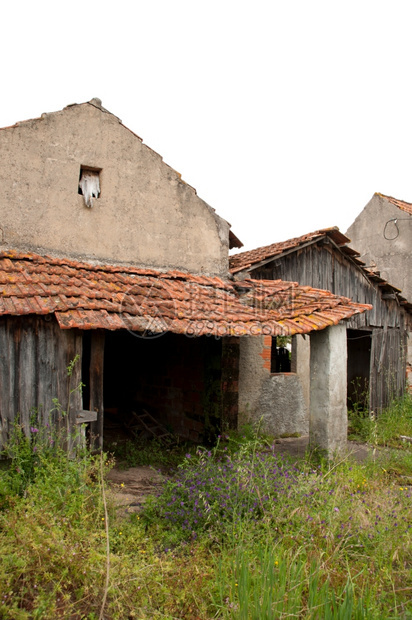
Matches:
[[76, 410, 98, 424], [89, 331, 105, 450]]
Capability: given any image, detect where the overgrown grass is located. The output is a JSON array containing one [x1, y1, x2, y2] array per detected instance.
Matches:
[[105, 435, 194, 470], [348, 393, 412, 448], [1, 400, 412, 618], [214, 546, 371, 619]]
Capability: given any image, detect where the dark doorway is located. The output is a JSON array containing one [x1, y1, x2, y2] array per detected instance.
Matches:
[[347, 329, 372, 412], [102, 331, 223, 444]]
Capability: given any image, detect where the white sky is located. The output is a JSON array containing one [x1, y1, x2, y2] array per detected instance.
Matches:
[[1, 1, 412, 252]]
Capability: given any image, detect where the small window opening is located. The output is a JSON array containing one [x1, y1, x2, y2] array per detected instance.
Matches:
[[78, 166, 100, 207], [271, 336, 292, 373]]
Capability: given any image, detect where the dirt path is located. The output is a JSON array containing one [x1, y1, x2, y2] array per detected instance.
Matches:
[[106, 465, 167, 514]]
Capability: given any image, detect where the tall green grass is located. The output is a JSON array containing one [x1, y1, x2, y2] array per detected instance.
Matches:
[[214, 545, 369, 619], [349, 393, 412, 448]]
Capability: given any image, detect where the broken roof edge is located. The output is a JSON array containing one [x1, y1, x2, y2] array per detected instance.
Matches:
[[375, 192, 412, 217], [229, 230, 244, 249], [54, 306, 369, 337]]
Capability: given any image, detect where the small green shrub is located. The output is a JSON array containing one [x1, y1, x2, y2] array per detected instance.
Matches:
[[0, 426, 110, 619], [1, 416, 64, 506]]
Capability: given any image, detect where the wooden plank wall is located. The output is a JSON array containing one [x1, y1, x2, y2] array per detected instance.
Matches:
[[0, 315, 82, 451], [253, 242, 406, 330], [89, 331, 105, 450], [370, 328, 407, 413]]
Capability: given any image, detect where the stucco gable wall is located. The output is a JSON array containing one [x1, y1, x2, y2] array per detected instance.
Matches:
[[346, 194, 412, 302], [0, 102, 229, 275]]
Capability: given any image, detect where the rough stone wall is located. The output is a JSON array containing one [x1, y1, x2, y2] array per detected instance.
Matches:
[[0, 101, 230, 276], [238, 335, 308, 436], [258, 374, 308, 436], [238, 335, 270, 425]]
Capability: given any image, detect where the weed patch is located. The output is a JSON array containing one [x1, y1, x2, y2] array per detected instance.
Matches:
[[1, 400, 412, 618]]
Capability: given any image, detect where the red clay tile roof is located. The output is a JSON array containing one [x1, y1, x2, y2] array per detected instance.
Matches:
[[0, 250, 370, 337], [377, 193, 412, 216], [229, 228, 352, 274]]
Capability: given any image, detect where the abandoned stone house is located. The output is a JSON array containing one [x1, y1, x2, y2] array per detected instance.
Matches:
[[229, 227, 412, 436], [346, 193, 412, 370], [0, 99, 370, 456]]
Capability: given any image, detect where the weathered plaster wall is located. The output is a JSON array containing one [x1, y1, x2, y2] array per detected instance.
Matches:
[[0, 100, 230, 276], [309, 324, 347, 455], [238, 335, 270, 424], [346, 194, 412, 303], [258, 374, 308, 436], [239, 335, 308, 436]]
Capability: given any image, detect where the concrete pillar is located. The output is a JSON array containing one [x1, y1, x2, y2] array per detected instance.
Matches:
[[292, 334, 310, 420], [309, 324, 347, 456]]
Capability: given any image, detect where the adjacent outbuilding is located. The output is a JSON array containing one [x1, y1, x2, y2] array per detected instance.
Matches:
[[230, 228, 411, 446]]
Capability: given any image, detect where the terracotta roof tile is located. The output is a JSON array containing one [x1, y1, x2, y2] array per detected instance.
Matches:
[[229, 228, 351, 274], [377, 193, 412, 216], [0, 250, 370, 337]]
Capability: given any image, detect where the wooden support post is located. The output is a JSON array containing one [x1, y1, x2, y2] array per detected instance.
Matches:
[[89, 331, 105, 450]]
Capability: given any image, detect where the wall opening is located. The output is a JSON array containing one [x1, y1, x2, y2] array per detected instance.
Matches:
[[347, 329, 372, 412], [270, 336, 292, 373], [78, 166, 101, 207]]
